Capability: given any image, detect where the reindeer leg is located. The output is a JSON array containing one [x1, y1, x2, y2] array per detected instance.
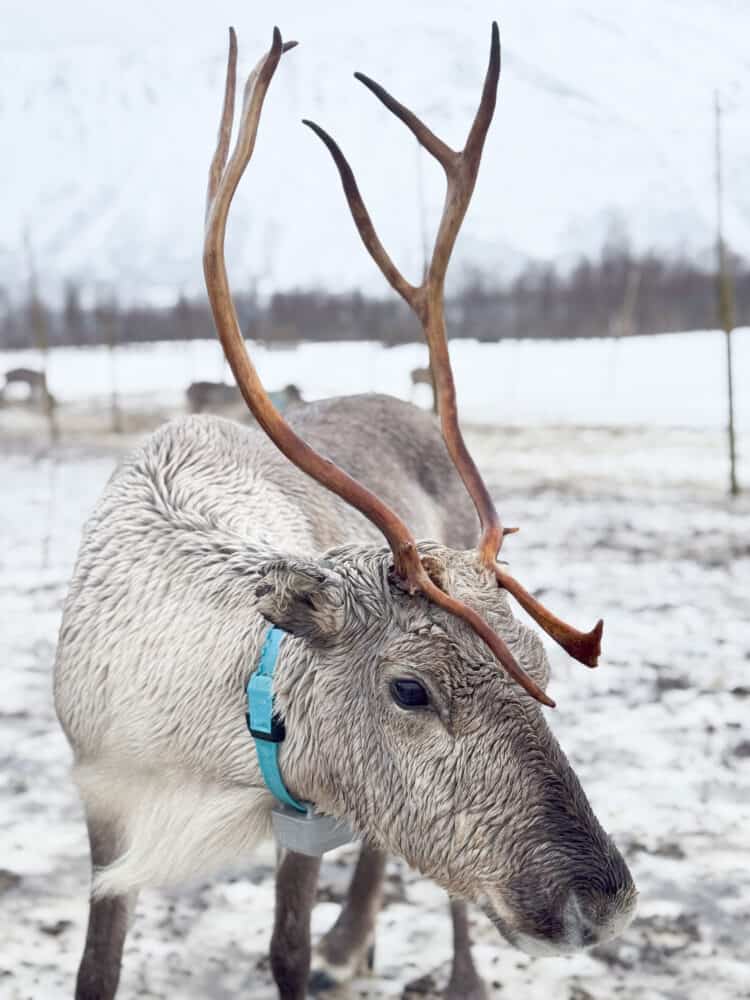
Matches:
[[309, 844, 386, 993], [75, 817, 137, 1000], [270, 849, 322, 1000], [444, 900, 487, 1000]]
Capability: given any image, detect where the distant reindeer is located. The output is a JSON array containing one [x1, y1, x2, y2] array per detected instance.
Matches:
[[185, 378, 242, 412], [2, 366, 55, 409], [410, 365, 432, 388], [410, 364, 437, 414], [187, 379, 303, 414], [55, 25, 635, 1000]]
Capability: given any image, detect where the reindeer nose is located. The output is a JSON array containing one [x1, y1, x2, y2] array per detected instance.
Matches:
[[562, 880, 638, 950]]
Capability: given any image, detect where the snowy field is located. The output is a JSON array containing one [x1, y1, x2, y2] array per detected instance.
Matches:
[[1, 333, 749, 999], [2, 328, 750, 433]]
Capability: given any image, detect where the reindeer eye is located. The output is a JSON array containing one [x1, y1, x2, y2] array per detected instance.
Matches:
[[390, 678, 430, 709]]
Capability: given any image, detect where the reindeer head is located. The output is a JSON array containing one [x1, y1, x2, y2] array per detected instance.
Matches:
[[204, 26, 637, 955], [254, 542, 635, 954]]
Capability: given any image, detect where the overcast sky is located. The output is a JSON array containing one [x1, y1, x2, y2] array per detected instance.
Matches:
[[3, 0, 749, 301], [4, 0, 745, 48], [1, 0, 477, 46]]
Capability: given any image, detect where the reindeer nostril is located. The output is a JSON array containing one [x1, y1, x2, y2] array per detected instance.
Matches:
[[563, 881, 637, 951], [581, 924, 598, 947]]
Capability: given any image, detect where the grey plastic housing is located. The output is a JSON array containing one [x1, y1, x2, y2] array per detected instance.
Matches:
[[271, 803, 356, 856]]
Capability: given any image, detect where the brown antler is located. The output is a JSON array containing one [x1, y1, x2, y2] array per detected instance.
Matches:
[[304, 23, 603, 670], [304, 24, 503, 567], [203, 27, 553, 707], [495, 568, 603, 667]]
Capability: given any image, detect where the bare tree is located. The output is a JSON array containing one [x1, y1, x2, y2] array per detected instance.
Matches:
[[715, 91, 740, 496], [94, 289, 123, 434], [24, 231, 58, 442]]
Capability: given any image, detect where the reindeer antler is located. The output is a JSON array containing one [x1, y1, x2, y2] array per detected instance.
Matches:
[[304, 23, 602, 670], [304, 25, 502, 565], [203, 27, 553, 706]]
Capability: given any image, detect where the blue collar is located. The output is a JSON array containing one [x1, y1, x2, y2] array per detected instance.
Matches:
[[246, 626, 306, 813]]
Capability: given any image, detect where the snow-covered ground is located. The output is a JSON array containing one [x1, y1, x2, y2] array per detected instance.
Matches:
[[2, 328, 750, 435], [1, 372, 749, 998]]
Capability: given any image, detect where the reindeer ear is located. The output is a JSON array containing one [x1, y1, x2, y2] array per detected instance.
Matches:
[[254, 558, 345, 644]]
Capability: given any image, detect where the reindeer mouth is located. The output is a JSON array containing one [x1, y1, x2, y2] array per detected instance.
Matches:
[[480, 883, 638, 957], [481, 901, 579, 957]]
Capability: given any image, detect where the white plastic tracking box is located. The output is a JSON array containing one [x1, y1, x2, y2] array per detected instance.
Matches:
[[271, 803, 357, 857]]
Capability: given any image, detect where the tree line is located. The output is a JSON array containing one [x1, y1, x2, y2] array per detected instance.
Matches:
[[1, 243, 748, 351]]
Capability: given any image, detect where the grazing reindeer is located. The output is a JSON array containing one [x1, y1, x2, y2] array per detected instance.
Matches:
[[185, 378, 242, 412], [2, 366, 55, 410], [410, 364, 437, 413], [186, 379, 303, 415], [54, 24, 636, 1000], [410, 365, 433, 388]]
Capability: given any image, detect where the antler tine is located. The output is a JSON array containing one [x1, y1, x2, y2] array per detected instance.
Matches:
[[205, 28, 302, 218], [206, 27, 238, 219], [496, 568, 603, 668], [301, 121, 418, 309], [463, 21, 501, 170], [203, 28, 553, 708], [424, 575, 555, 707], [426, 20, 500, 292], [353, 72, 456, 171]]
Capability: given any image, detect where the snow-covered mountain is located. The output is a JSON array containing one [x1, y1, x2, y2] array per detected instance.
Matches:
[[2, 0, 749, 303]]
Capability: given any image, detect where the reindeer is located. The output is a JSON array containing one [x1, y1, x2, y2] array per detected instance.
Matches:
[[54, 25, 636, 1000], [410, 364, 437, 413], [185, 378, 242, 412], [2, 366, 55, 410], [410, 365, 432, 388], [187, 379, 304, 415]]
